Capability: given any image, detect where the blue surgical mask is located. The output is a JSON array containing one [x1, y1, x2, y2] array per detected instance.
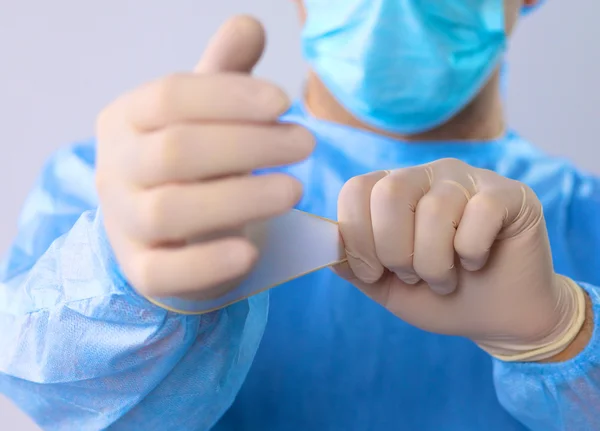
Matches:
[[301, 0, 507, 134]]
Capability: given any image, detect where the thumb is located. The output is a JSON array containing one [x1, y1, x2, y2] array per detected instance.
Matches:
[[195, 15, 266, 74]]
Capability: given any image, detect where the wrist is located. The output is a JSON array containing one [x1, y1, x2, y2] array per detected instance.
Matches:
[[478, 276, 588, 363], [540, 289, 594, 363]]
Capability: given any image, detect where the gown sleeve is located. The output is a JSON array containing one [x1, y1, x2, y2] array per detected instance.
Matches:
[[0, 140, 268, 431], [493, 170, 600, 430]]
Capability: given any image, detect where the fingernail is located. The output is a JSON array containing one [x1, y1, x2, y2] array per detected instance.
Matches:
[[430, 284, 456, 296], [460, 258, 480, 272], [394, 271, 421, 285]]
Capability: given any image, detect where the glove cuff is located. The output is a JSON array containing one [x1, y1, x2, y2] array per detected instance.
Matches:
[[478, 275, 587, 362]]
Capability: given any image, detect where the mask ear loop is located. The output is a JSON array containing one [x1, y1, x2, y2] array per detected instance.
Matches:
[[499, 59, 509, 99], [521, 1, 545, 16]]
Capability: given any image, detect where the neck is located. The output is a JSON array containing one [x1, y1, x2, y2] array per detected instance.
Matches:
[[303, 70, 506, 142]]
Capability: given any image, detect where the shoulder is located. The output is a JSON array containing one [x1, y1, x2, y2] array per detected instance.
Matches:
[[502, 133, 600, 202], [17, 138, 98, 226]]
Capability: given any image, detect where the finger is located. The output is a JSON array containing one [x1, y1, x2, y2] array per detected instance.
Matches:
[[413, 179, 471, 295], [455, 176, 542, 271], [130, 123, 315, 186], [124, 173, 302, 243], [338, 172, 388, 284], [370, 167, 431, 285], [195, 15, 266, 74], [127, 73, 290, 131], [124, 236, 259, 299]]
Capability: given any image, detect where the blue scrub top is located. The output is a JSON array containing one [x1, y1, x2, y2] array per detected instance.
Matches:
[[1, 102, 599, 431]]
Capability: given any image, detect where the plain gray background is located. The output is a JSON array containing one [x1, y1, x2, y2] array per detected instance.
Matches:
[[1, 1, 598, 429]]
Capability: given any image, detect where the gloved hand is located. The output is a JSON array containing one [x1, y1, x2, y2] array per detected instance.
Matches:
[[96, 16, 314, 304], [335, 158, 587, 362]]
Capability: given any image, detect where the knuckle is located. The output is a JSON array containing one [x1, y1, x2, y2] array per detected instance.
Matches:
[[150, 73, 186, 116], [518, 182, 538, 201], [470, 193, 501, 215], [341, 174, 376, 202], [150, 127, 187, 177], [138, 189, 172, 236], [434, 157, 467, 169], [416, 194, 446, 218], [371, 175, 405, 205], [519, 182, 534, 194]]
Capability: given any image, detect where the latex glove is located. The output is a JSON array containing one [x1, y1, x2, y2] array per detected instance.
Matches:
[[336, 158, 586, 362], [96, 16, 314, 305]]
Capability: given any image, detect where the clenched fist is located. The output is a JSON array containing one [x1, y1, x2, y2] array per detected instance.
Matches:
[[95, 16, 314, 306], [336, 158, 586, 362]]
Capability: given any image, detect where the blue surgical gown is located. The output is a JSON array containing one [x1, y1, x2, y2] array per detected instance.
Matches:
[[1, 101, 599, 431]]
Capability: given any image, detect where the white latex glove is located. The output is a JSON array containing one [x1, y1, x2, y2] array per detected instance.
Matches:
[[96, 16, 314, 305], [335, 158, 586, 362]]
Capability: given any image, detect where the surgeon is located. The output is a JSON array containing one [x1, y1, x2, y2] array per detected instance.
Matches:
[[1, 0, 599, 429]]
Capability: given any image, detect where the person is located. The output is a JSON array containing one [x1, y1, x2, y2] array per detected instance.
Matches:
[[1, 0, 599, 429]]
